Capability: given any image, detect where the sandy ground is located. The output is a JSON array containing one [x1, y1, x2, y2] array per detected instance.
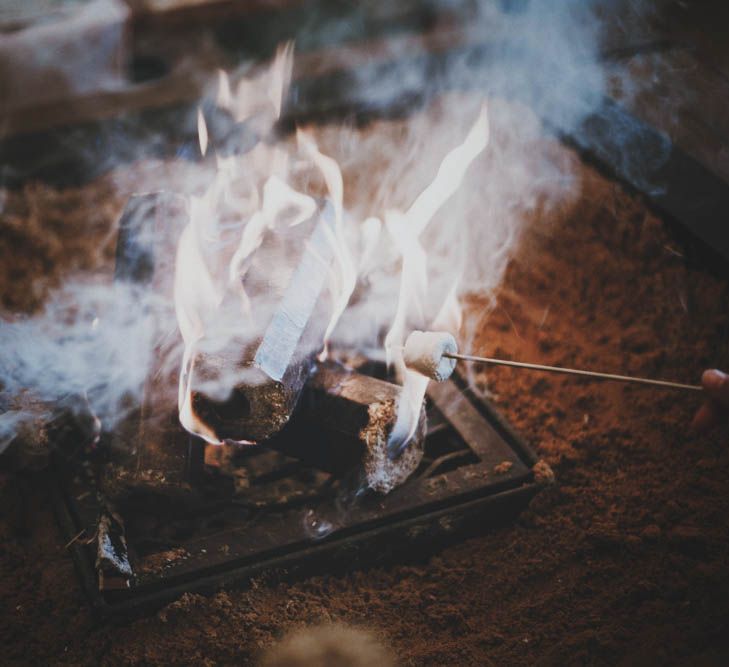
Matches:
[[2, 135, 729, 665]]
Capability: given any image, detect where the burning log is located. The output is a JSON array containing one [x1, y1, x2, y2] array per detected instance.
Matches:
[[273, 362, 426, 494], [188, 203, 338, 443], [190, 342, 314, 444]]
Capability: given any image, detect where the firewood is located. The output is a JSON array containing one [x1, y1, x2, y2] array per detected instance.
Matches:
[[190, 203, 337, 443], [96, 509, 133, 591], [272, 362, 426, 494]]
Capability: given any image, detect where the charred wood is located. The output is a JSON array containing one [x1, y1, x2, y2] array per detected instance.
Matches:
[[190, 203, 338, 443], [272, 361, 426, 494]]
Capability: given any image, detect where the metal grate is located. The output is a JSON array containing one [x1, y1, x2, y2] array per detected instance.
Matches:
[[54, 366, 541, 619]]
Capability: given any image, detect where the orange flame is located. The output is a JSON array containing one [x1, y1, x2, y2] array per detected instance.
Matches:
[[297, 129, 356, 357], [385, 104, 490, 450], [174, 44, 302, 444], [174, 44, 490, 452], [197, 107, 208, 157]]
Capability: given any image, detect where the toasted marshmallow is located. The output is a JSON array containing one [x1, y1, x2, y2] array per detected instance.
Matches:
[[403, 330, 458, 382]]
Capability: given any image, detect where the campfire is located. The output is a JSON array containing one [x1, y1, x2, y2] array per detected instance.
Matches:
[[132, 46, 493, 480], [173, 47, 489, 458], [5, 22, 708, 613], [26, 44, 550, 611]]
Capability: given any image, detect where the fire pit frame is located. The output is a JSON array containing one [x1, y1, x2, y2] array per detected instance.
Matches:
[[53, 371, 542, 620]]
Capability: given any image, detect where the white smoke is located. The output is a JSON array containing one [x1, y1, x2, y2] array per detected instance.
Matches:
[[0, 0, 673, 453], [0, 0, 128, 116], [0, 280, 166, 453]]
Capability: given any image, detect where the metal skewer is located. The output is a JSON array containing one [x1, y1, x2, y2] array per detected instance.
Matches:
[[443, 352, 702, 392]]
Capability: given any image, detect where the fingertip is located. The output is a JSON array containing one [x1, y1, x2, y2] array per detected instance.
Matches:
[[702, 368, 727, 390]]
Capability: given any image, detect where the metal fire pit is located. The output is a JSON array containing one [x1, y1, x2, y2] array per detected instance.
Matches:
[[53, 367, 542, 619], [49, 129, 543, 620]]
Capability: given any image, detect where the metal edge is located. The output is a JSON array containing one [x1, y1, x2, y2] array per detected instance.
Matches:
[[55, 477, 539, 620]]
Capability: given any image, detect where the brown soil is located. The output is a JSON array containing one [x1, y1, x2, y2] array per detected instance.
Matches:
[[2, 147, 729, 665]]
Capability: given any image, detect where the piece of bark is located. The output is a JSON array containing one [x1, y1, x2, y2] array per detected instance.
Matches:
[[272, 361, 426, 494], [190, 202, 337, 443], [96, 509, 133, 591]]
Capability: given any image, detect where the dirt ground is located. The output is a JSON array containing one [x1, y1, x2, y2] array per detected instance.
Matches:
[[2, 140, 729, 665]]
